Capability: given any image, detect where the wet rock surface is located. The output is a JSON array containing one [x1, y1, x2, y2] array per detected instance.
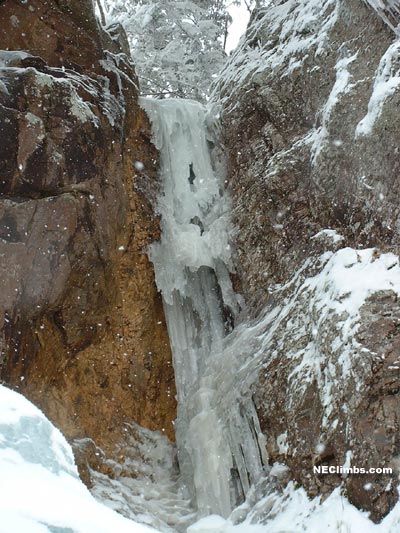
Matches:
[[219, 0, 400, 521], [0, 0, 175, 475]]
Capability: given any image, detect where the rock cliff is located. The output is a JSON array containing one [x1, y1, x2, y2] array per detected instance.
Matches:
[[3, 0, 400, 526], [217, 0, 400, 522], [0, 0, 175, 477]]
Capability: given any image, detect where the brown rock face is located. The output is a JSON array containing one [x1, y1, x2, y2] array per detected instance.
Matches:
[[0, 0, 176, 472], [218, 0, 400, 522]]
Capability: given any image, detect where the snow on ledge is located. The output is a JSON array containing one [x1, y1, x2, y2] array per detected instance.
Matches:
[[356, 40, 400, 137], [311, 229, 345, 243], [305, 247, 400, 319]]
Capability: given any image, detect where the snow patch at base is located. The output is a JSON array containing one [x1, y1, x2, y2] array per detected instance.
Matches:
[[0, 385, 157, 533], [188, 482, 399, 533]]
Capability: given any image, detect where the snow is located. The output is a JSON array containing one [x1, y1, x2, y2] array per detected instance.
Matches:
[[3, 1, 400, 529], [68, 89, 99, 125], [356, 40, 400, 137], [215, 0, 400, 148], [174, 243, 400, 518], [213, 0, 338, 104], [0, 50, 123, 128], [0, 50, 31, 66], [363, 0, 400, 31], [311, 228, 345, 243], [276, 432, 289, 454], [102, 0, 228, 100], [0, 78, 8, 94], [266, 246, 400, 423], [306, 247, 400, 318], [188, 480, 400, 532], [4, 378, 400, 533], [134, 160, 145, 171], [311, 53, 357, 163], [188, 514, 265, 533], [0, 385, 158, 533]]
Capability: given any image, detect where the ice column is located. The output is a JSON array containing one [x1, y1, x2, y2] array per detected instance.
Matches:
[[140, 97, 265, 518]]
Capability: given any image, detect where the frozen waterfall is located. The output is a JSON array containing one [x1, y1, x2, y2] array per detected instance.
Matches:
[[140, 97, 267, 519]]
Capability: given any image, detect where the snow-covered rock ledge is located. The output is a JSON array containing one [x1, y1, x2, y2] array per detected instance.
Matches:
[[217, 0, 400, 521]]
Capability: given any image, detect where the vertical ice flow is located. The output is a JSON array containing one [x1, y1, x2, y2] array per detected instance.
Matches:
[[140, 97, 266, 518]]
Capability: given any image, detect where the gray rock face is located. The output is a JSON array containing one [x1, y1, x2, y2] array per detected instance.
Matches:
[[218, 0, 400, 521]]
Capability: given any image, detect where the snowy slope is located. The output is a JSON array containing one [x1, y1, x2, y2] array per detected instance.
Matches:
[[0, 385, 158, 533]]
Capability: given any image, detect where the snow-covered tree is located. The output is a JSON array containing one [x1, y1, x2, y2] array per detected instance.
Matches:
[[101, 0, 238, 100]]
